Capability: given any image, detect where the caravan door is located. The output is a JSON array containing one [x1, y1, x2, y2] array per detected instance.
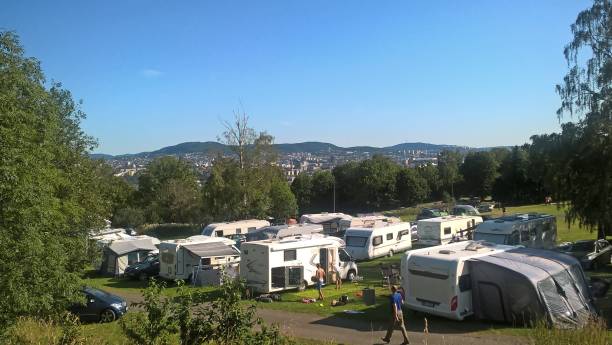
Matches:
[[319, 247, 336, 283]]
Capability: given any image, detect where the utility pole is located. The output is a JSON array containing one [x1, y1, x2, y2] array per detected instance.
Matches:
[[333, 181, 336, 213]]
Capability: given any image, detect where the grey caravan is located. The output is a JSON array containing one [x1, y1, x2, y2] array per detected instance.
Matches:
[[245, 224, 323, 242], [473, 213, 557, 249], [469, 247, 597, 328]]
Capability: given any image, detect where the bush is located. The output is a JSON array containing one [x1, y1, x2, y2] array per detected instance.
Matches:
[[528, 318, 610, 345], [5, 314, 104, 345]]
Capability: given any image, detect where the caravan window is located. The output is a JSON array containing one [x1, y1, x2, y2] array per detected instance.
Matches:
[[372, 236, 383, 246], [443, 227, 452, 235], [459, 275, 471, 292], [284, 250, 297, 261], [386, 233, 393, 240], [236, 228, 242, 234], [127, 252, 139, 265], [161, 250, 174, 264], [408, 268, 448, 280], [248, 227, 256, 232], [215, 230, 223, 237], [346, 236, 367, 247], [398, 230, 410, 240]]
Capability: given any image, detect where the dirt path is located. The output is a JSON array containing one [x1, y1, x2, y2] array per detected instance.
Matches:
[[256, 308, 525, 345]]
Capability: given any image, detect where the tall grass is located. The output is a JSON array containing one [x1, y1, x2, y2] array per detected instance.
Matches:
[[528, 319, 610, 345]]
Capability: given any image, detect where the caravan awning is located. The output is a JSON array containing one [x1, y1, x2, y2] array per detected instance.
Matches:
[[108, 238, 158, 256], [183, 242, 239, 258]]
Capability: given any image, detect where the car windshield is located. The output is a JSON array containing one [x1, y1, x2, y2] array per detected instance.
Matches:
[[85, 288, 112, 299], [143, 255, 157, 263], [570, 241, 594, 252], [473, 232, 508, 244], [202, 227, 214, 236], [345, 236, 368, 247]]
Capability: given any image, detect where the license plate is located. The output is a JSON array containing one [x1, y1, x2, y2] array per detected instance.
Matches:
[[421, 301, 437, 308]]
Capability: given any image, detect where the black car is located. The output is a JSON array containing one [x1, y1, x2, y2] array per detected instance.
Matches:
[[555, 239, 612, 270], [124, 254, 160, 281], [70, 287, 128, 323], [416, 208, 449, 220]]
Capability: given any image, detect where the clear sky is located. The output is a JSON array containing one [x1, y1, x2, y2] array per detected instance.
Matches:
[[1, 1, 590, 155]]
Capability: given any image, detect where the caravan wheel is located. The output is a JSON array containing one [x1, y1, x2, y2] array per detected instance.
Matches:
[[388, 250, 394, 257], [347, 270, 356, 282], [298, 280, 308, 292]]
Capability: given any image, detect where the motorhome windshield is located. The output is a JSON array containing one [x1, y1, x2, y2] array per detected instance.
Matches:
[[345, 236, 368, 247], [202, 227, 214, 236], [473, 232, 508, 244]]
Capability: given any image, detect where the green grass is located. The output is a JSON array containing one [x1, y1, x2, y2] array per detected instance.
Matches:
[[137, 223, 202, 240]]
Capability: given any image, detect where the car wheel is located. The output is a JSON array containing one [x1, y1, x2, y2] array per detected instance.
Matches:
[[99, 309, 116, 323], [297, 280, 308, 292], [138, 272, 148, 282], [388, 250, 394, 257], [347, 270, 356, 282]]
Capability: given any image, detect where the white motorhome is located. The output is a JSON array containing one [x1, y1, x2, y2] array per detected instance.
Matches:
[[201, 219, 270, 238], [300, 213, 353, 236], [344, 222, 413, 261], [240, 235, 358, 293], [473, 213, 557, 249], [400, 241, 515, 320], [416, 215, 483, 247], [159, 235, 240, 281]]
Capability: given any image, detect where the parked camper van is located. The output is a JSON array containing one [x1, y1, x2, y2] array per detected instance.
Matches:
[[299, 213, 353, 236], [400, 241, 515, 320], [201, 219, 270, 238], [344, 222, 412, 260], [416, 216, 483, 247], [473, 213, 557, 249], [245, 224, 323, 242], [240, 235, 358, 293], [159, 235, 240, 281]]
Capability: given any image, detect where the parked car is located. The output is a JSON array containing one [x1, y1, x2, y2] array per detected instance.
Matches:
[[555, 239, 612, 270], [124, 254, 160, 281], [477, 203, 495, 213], [70, 287, 128, 323], [416, 208, 449, 220], [450, 205, 480, 216]]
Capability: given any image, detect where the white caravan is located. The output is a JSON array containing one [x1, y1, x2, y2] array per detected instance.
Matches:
[[240, 235, 358, 293], [416, 216, 483, 246], [344, 222, 413, 261], [201, 219, 270, 238], [400, 241, 514, 320], [300, 213, 353, 236], [159, 235, 240, 281], [473, 213, 557, 249]]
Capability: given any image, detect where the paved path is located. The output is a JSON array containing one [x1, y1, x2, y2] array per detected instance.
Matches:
[[257, 308, 526, 345]]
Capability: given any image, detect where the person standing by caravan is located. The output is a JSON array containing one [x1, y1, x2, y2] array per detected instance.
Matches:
[[382, 285, 410, 345], [334, 261, 342, 290], [315, 263, 326, 300]]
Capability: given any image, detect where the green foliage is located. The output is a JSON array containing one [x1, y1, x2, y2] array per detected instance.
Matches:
[[291, 173, 313, 213], [119, 280, 177, 345], [492, 146, 539, 204], [269, 179, 298, 221], [416, 163, 441, 200], [396, 168, 428, 206], [138, 156, 201, 224], [0, 31, 110, 329], [5, 314, 102, 345], [528, 318, 609, 345], [437, 150, 462, 198], [460, 151, 499, 199]]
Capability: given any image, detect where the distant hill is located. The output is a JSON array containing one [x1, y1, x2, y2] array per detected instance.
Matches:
[[92, 141, 471, 159]]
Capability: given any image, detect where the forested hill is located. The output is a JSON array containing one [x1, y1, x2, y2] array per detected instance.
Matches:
[[92, 141, 472, 159]]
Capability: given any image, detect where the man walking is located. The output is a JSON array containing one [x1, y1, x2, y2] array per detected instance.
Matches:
[[382, 285, 409, 345], [315, 263, 326, 301]]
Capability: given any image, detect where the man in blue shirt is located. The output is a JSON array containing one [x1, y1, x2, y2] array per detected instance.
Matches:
[[382, 285, 410, 344]]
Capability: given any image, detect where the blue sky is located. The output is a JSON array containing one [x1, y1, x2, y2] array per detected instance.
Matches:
[[1, 1, 590, 155]]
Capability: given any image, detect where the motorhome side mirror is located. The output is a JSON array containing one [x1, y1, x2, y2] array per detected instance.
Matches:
[[88, 298, 95, 304]]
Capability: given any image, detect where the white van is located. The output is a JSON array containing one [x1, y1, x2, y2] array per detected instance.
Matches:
[[245, 224, 323, 242], [344, 222, 412, 260], [473, 214, 557, 249], [240, 235, 358, 293], [400, 241, 514, 320], [299, 213, 353, 236], [416, 216, 483, 246], [202, 219, 270, 238], [159, 235, 240, 281]]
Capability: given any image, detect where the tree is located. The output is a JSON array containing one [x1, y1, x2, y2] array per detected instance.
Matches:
[[555, 0, 612, 238], [459, 151, 499, 199], [332, 161, 359, 211], [492, 146, 538, 204], [269, 179, 298, 221], [0, 31, 109, 328], [291, 173, 313, 213], [416, 163, 441, 200], [396, 168, 429, 206], [355, 155, 399, 210], [138, 156, 201, 223], [310, 170, 335, 212], [437, 150, 462, 199]]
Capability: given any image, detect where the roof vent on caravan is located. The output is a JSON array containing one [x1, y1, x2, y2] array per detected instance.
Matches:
[[438, 250, 455, 255], [465, 242, 487, 251]]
